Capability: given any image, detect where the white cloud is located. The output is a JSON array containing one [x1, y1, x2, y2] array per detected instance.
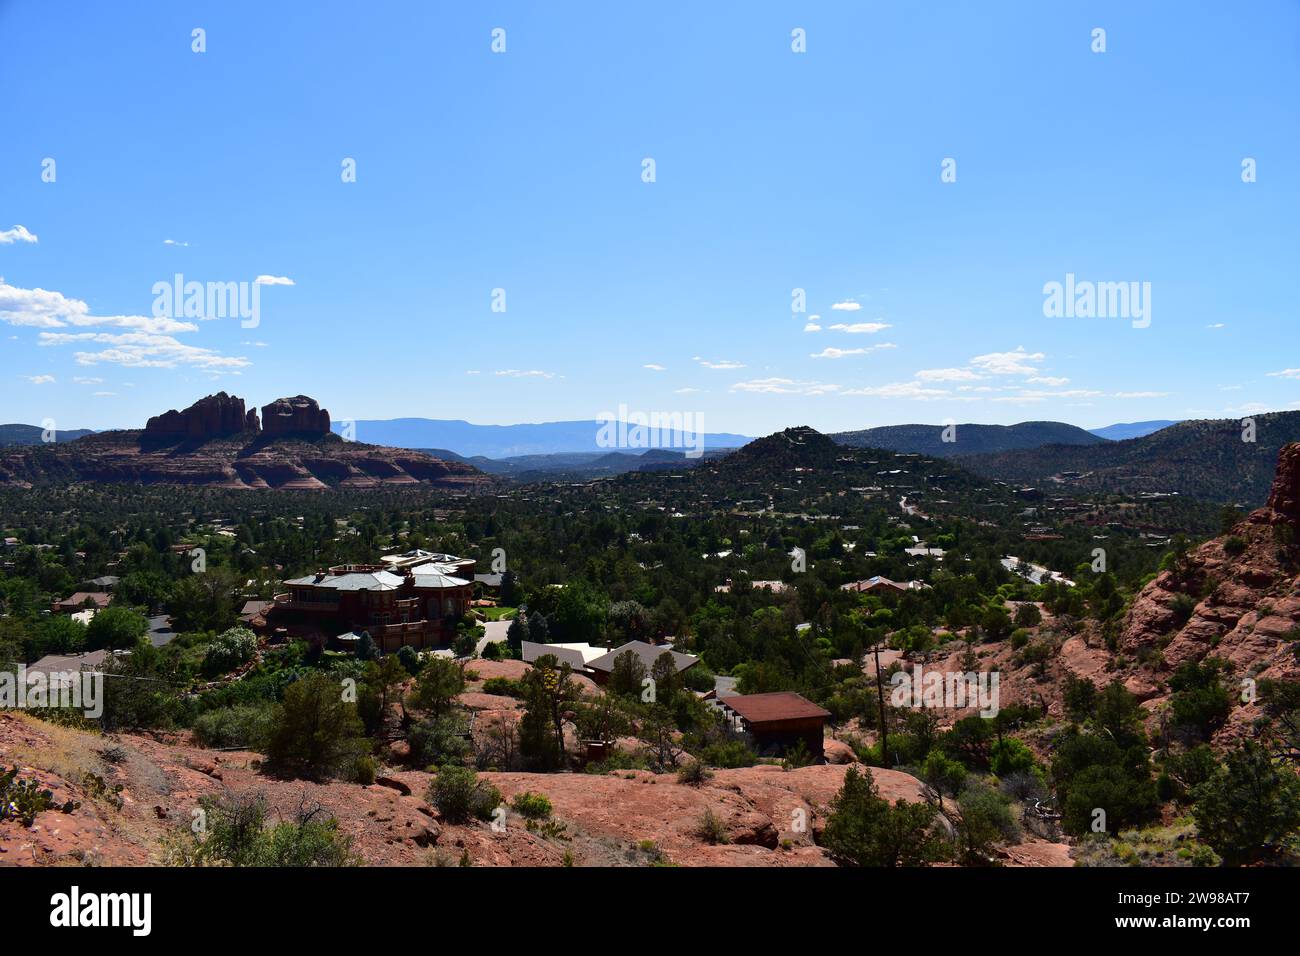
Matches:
[[0, 280, 91, 328], [3, 278, 250, 371], [643, 363, 666, 371], [1267, 368, 1300, 379], [916, 367, 982, 382], [1206, 323, 1224, 329], [830, 300, 862, 311], [1112, 391, 1168, 399], [697, 358, 745, 370], [25, 374, 55, 384], [828, 322, 891, 334], [39, 331, 250, 371], [730, 377, 839, 396], [93, 391, 116, 397], [495, 369, 557, 379], [674, 386, 702, 394], [254, 275, 295, 286], [811, 347, 869, 359], [843, 382, 951, 400], [0, 225, 38, 244], [73, 376, 103, 385], [969, 347, 1045, 376], [804, 322, 822, 332], [810, 343, 895, 360], [162, 239, 189, 247], [1027, 376, 1070, 386]]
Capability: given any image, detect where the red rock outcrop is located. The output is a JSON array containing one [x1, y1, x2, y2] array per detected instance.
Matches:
[[1252, 441, 1300, 527], [262, 395, 331, 438], [144, 392, 252, 440]]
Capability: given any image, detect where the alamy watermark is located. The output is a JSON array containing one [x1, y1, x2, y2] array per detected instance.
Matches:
[[152, 273, 292, 329], [595, 404, 705, 458], [890, 664, 1000, 717], [0, 667, 104, 718], [1042, 273, 1151, 328]]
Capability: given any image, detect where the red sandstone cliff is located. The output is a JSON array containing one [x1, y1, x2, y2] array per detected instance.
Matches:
[[0, 393, 490, 492]]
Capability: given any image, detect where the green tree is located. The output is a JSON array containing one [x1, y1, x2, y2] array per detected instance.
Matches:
[[1192, 741, 1300, 864], [408, 657, 465, 716], [86, 605, 148, 651], [821, 766, 949, 867], [266, 672, 368, 781]]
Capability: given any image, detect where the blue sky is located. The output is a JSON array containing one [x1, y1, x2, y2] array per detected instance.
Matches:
[[1, 0, 1298, 437]]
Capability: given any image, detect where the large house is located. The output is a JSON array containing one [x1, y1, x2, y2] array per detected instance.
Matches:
[[267, 550, 474, 653]]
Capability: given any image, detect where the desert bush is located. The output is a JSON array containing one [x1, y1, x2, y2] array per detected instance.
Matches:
[[510, 791, 553, 820]]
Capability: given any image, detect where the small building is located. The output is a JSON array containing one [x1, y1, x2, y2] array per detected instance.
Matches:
[[521, 640, 605, 672], [719, 692, 831, 761], [79, 575, 120, 592], [585, 641, 699, 685], [52, 592, 112, 615], [267, 552, 475, 653]]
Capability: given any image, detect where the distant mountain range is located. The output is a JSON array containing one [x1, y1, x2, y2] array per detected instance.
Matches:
[[333, 418, 752, 459], [833, 421, 1106, 457], [1086, 420, 1180, 441], [0, 424, 94, 446], [962, 411, 1300, 505], [418, 446, 732, 481]]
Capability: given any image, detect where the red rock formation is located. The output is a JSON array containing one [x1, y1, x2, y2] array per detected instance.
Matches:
[[261, 395, 331, 438], [1252, 441, 1300, 527], [144, 392, 252, 440]]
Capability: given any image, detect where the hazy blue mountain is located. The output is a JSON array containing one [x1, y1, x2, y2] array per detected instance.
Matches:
[[417, 446, 734, 481], [1087, 420, 1180, 441], [339, 417, 750, 458], [832, 421, 1105, 457], [0, 424, 94, 446]]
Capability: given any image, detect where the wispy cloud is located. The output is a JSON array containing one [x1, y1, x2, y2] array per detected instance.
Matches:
[[254, 275, 295, 287], [25, 374, 55, 385], [495, 369, 558, 379], [695, 357, 745, 370], [3, 278, 251, 370], [730, 377, 839, 396], [1267, 368, 1300, 379], [0, 225, 38, 244], [969, 347, 1045, 376], [830, 300, 862, 311], [162, 238, 189, 247], [828, 322, 891, 334], [643, 363, 666, 371]]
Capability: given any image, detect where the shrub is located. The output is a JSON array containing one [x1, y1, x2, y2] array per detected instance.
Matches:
[[427, 765, 502, 824], [697, 740, 757, 769], [265, 672, 368, 781], [955, 782, 1020, 863], [510, 791, 553, 820], [192, 702, 277, 750], [408, 715, 471, 768], [164, 792, 359, 866], [200, 626, 258, 678], [695, 808, 729, 845], [1223, 536, 1247, 558], [989, 738, 1037, 778], [676, 760, 713, 786], [1192, 741, 1300, 864], [481, 676, 524, 698], [821, 766, 949, 866]]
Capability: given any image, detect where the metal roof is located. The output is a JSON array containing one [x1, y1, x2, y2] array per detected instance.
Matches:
[[411, 571, 470, 589], [283, 570, 404, 591], [719, 692, 831, 724], [586, 640, 698, 674]]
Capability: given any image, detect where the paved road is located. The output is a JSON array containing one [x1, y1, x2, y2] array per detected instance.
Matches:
[[477, 619, 511, 655]]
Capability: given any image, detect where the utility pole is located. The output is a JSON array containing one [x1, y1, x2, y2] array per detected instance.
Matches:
[[873, 641, 889, 766]]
